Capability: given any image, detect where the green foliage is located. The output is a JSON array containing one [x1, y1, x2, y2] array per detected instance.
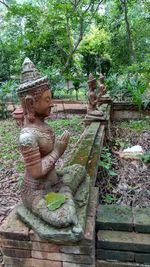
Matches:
[[0, 80, 18, 118], [140, 151, 150, 163], [119, 119, 150, 132], [0, 0, 149, 102], [0, 80, 18, 102], [0, 0, 103, 85], [16, 162, 24, 172], [0, 101, 8, 119], [45, 192, 67, 211], [79, 26, 111, 75], [106, 69, 149, 108], [48, 116, 84, 138], [103, 194, 117, 204], [99, 147, 117, 177]]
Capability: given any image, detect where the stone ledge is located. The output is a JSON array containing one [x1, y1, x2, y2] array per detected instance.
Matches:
[[96, 205, 150, 234], [96, 249, 134, 262], [96, 205, 133, 232], [97, 260, 150, 267], [97, 230, 150, 253]]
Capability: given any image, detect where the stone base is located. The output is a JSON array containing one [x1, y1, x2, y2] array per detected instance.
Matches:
[[97, 260, 150, 267], [0, 187, 98, 267], [96, 205, 150, 266]]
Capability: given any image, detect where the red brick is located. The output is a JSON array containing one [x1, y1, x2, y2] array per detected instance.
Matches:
[[32, 251, 93, 264], [32, 241, 60, 252]]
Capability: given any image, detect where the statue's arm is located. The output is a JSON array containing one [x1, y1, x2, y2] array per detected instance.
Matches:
[[19, 133, 59, 179], [19, 130, 69, 179]]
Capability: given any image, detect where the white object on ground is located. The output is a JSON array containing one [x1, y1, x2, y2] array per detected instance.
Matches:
[[119, 145, 144, 159]]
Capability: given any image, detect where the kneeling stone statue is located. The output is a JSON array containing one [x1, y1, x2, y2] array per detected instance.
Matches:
[[16, 58, 90, 240]]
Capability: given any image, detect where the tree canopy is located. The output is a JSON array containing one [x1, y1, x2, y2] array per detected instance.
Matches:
[[0, 0, 149, 99]]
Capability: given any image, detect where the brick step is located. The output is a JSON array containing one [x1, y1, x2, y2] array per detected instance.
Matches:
[[97, 260, 150, 267], [96, 205, 150, 233], [97, 230, 150, 253], [96, 230, 150, 264]]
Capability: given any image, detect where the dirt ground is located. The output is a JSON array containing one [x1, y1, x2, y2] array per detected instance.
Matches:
[[97, 123, 150, 208]]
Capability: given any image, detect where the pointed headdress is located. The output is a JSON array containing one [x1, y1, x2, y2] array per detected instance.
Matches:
[[17, 58, 49, 97]]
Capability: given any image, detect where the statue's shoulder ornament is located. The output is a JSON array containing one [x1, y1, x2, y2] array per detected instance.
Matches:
[[19, 127, 38, 147]]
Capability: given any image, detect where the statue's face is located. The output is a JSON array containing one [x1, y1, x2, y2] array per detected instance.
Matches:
[[33, 90, 53, 118]]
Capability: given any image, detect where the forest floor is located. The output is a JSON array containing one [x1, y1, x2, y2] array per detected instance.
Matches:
[[0, 114, 85, 225], [97, 119, 150, 207]]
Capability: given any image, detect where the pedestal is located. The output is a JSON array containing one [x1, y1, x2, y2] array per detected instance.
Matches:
[[0, 187, 98, 267]]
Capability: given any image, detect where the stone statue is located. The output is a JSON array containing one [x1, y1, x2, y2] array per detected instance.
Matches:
[[87, 73, 103, 116], [16, 58, 89, 239], [98, 73, 106, 100]]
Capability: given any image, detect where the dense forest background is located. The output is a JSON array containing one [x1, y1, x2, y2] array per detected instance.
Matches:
[[0, 0, 149, 105]]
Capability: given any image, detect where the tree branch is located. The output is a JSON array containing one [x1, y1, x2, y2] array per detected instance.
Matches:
[[0, 0, 9, 8], [62, 0, 103, 72], [66, 16, 72, 51]]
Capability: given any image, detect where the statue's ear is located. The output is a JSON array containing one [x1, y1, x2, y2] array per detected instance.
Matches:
[[25, 95, 35, 114]]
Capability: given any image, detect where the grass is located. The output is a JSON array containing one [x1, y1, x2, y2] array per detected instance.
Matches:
[[47, 116, 84, 143], [118, 118, 150, 132]]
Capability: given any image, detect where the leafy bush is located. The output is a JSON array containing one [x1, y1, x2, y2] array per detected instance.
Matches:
[[106, 66, 149, 109], [0, 80, 19, 119], [0, 80, 19, 103]]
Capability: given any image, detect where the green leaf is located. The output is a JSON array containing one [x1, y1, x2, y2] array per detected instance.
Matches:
[[104, 194, 115, 204], [108, 170, 118, 176], [45, 192, 67, 211]]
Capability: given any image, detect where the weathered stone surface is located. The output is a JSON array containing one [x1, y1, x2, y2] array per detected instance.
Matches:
[[86, 125, 105, 186], [0, 209, 29, 241], [135, 253, 150, 264], [97, 260, 150, 267], [96, 249, 134, 262], [87, 187, 99, 217], [112, 103, 150, 121], [4, 256, 62, 267], [63, 263, 95, 267], [0, 239, 32, 250], [133, 207, 150, 233], [59, 245, 93, 255], [17, 176, 90, 243], [81, 215, 95, 246], [2, 247, 31, 258], [32, 250, 94, 264], [96, 205, 133, 231], [97, 230, 150, 253], [69, 122, 100, 167], [17, 204, 81, 242]]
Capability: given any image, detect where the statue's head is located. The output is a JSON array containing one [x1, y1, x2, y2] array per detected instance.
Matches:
[[17, 58, 53, 122], [88, 73, 96, 90]]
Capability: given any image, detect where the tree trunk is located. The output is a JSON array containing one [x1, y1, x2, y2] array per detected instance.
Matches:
[[121, 0, 136, 63]]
